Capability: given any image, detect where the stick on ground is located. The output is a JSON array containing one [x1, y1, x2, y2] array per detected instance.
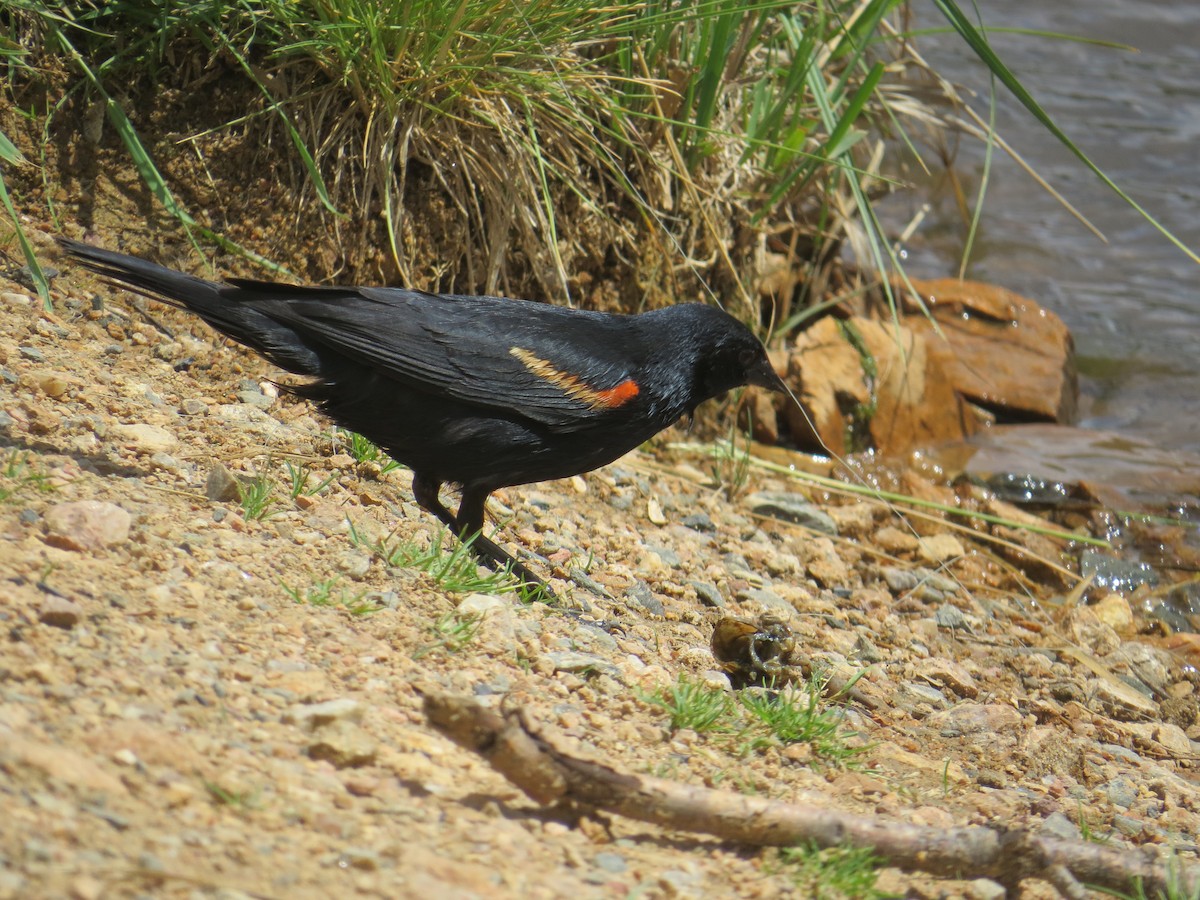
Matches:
[[423, 691, 1197, 898]]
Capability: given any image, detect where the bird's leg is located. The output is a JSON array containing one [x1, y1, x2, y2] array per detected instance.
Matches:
[[411, 474, 459, 531], [455, 487, 553, 598]]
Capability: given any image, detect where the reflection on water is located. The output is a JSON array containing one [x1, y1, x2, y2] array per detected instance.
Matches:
[[882, 0, 1200, 450]]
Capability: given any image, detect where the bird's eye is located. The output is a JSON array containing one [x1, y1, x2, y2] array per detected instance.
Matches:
[[737, 347, 759, 369]]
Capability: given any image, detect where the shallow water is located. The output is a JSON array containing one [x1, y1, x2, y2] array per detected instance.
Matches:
[[882, 0, 1200, 452]]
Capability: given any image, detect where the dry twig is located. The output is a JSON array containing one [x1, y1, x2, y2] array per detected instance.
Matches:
[[423, 692, 1197, 898]]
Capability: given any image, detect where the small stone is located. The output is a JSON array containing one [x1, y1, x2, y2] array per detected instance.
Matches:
[[690, 581, 726, 609], [34, 372, 70, 399], [237, 390, 274, 410], [339, 847, 382, 871], [284, 698, 365, 732], [1091, 593, 1134, 631], [737, 587, 793, 615], [747, 491, 837, 535], [457, 593, 509, 617], [205, 463, 241, 502], [38, 596, 83, 629], [1, 291, 33, 306], [1038, 811, 1080, 841], [874, 526, 920, 554], [110, 423, 177, 454], [646, 497, 668, 526], [918, 534, 966, 564], [181, 399, 208, 416], [681, 513, 715, 532], [305, 720, 378, 768], [627, 581, 665, 617], [18, 346, 46, 362], [69, 875, 104, 900], [1106, 776, 1138, 809], [541, 651, 619, 679], [593, 852, 627, 874], [44, 500, 131, 551], [1094, 675, 1158, 720]]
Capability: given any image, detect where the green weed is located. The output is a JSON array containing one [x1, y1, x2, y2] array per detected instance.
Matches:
[[237, 470, 277, 521], [412, 610, 484, 659], [772, 842, 887, 900], [348, 521, 525, 597], [284, 461, 335, 500], [644, 676, 734, 733], [0, 450, 54, 503], [281, 577, 379, 615]]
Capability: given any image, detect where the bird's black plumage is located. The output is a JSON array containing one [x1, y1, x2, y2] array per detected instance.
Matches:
[[61, 238, 786, 591]]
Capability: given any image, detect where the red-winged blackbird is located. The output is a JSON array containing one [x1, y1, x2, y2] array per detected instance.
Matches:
[[61, 238, 786, 591]]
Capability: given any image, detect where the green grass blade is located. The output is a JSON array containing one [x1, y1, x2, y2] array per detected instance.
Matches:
[[0, 161, 52, 311]]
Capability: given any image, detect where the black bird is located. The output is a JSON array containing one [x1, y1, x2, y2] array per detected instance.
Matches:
[[61, 238, 787, 591]]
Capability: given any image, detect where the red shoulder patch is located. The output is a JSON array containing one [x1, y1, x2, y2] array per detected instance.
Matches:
[[510, 348, 640, 410]]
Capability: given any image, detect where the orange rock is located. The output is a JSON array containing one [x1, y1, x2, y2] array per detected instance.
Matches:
[[905, 278, 1077, 422], [785, 316, 979, 456]]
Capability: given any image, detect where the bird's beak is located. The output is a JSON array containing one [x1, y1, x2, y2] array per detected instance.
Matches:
[[748, 355, 789, 394]]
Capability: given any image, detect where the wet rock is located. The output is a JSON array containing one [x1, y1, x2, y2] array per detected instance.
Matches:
[[784, 316, 980, 456], [44, 500, 131, 551], [905, 278, 1076, 422], [1090, 593, 1133, 631], [746, 491, 836, 535], [38, 596, 83, 629], [1079, 550, 1158, 592], [110, 423, 177, 454]]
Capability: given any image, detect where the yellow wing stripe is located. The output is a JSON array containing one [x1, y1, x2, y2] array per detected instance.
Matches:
[[510, 346, 640, 410]]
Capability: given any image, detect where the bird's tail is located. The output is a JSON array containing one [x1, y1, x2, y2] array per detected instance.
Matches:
[[59, 238, 323, 376]]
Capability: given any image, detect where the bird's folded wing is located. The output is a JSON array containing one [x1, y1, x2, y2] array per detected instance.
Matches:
[[230, 283, 641, 430]]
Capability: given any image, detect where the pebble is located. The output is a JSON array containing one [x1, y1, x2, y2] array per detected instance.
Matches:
[[1, 291, 33, 306], [237, 389, 274, 410], [690, 581, 726, 608], [205, 463, 241, 502], [746, 491, 837, 535], [180, 398, 208, 415], [874, 525, 920, 554], [1091, 593, 1134, 630], [627, 581, 665, 617], [736, 587, 792, 615], [110, 423, 178, 454], [38, 596, 84, 629], [43, 500, 131, 551], [680, 512, 715, 532], [306, 721, 379, 768], [285, 698, 365, 732], [541, 651, 620, 679], [917, 534, 965, 564], [18, 345, 45, 362], [1038, 811, 1080, 840], [1106, 776, 1139, 810]]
